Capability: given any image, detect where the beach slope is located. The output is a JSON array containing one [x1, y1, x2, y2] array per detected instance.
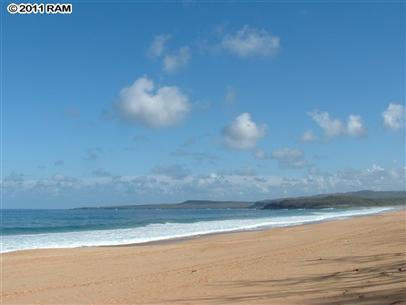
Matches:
[[2, 210, 405, 305]]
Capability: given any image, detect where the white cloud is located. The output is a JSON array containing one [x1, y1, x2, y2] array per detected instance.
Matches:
[[148, 35, 190, 73], [347, 114, 367, 137], [118, 77, 190, 128], [300, 130, 317, 143], [308, 110, 367, 138], [271, 148, 308, 169], [222, 113, 266, 149], [221, 25, 280, 57], [4, 164, 404, 208], [308, 111, 343, 138], [163, 46, 190, 73], [382, 103, 405, 130], [148, 34, 171, 57]]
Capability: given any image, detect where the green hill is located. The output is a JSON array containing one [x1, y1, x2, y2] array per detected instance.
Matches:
[[256, 191, 406, 210]]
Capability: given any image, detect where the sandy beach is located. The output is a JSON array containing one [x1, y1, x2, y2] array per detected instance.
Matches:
[[2, 210, 405, 305]]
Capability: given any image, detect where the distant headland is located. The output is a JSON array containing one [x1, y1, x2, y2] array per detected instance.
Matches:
[[74, 190, 406, 210]]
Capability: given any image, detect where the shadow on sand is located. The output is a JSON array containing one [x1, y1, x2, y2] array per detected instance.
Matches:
[[167, 252, 406, 304]]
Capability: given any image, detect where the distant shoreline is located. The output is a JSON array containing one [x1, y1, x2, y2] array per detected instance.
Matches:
[[73, 190, 406, 210]]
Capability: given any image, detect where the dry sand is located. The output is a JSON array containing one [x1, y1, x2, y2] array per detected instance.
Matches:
[[2, 210, 406, 305]]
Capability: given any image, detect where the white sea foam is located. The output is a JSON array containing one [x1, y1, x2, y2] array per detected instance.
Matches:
[[0, 207, 393, 253]]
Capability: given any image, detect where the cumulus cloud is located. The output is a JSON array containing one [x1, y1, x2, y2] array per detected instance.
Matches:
[[148, 34, 171, 57], [303, 164, 406, 194], [308, 111, 343, 138], [222, 113, 266, 149], [382, 103, 405, 130], [147, 34, 190, 73], [300, 130, 317, 143], [271, 148, 308, 169], [163, 46, 190, 73], [308, 110, 367, 138], [118, 77, 190, 128], [221, 25, 280, 57], [347, 114, 367, 137]]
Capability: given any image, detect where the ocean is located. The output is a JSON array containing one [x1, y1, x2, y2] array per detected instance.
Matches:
[[0, 206, 393, 253]]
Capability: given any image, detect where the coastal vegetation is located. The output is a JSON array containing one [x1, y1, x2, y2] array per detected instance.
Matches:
[[257, 191, 405, 209]]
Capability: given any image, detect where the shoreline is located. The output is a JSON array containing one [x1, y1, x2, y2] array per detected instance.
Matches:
[[2, 210, 405, 304], [104, 206, 400, 248], [108, 206, 402, 248], [2, 206, 399, 254]]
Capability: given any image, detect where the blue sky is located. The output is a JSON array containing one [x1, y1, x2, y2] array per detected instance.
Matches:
[[2, 1, 405, 208]]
